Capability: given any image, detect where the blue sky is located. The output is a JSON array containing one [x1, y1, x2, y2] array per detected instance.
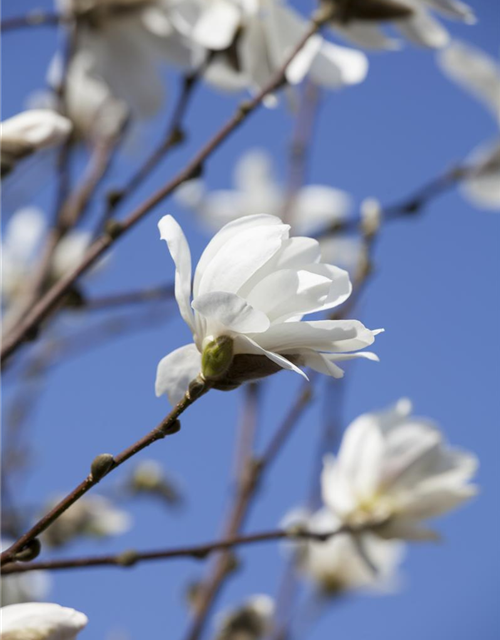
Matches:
[[2, 1, 499, 639]]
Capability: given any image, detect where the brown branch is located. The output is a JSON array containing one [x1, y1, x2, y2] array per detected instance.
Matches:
[[1, 10, 332, 365], [1, 10, 61, 31], [80, 284, 175, 312], [0, 384, 208, 566], [1, 526, 351, 575]]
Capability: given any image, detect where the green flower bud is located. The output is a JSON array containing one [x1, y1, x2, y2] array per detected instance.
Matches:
[[201, 336, 234, 381]]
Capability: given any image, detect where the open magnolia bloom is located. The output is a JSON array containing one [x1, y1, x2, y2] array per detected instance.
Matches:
[[291, 508, 404, 596], [1, 603, 88, 640], [1, 110, 72, 176], [155, 214, 381, 405], [41, 495, 132, 548], [1, 539, 51, 607], [56, 0, 202, 120], [326, 0, 475, 50], [171, 0, 368, 99], [176, 149, 362, 274], [438, 40, 500, 210], [321, 399, 478, 540], [214, 594, 274, 640]]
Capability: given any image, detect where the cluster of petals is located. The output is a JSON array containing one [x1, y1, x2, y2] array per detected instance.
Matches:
[[321, 398, 478, 540], [155, 213, 381, 405], [1, 602, 88, 640], [214, 594, 274, 640]]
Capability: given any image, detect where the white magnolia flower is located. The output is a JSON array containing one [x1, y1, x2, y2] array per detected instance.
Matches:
[[56, 0, 202, 119], [42, 495, 132, 548], [128, 460, 181, 504], [1, 208, 95, 311], [293, 508, 404, 595], [1, 539, 51, 607], [172, 0, 368, 99], [321, 398, 478, 540], [1, 603, 88, 640], [176, 150, 361, 273], [438, 40, 500, 209], [155, 214, 381, 405], [1, 110, 72, 176], [328, 0, 476, 50], [214, 594, 274, 640]]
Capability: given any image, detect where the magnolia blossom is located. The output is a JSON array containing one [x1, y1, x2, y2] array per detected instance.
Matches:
[[1, 110, 72, 176], [155, 214, 381, 405], [1, 539, 51, 607], [292, 508, 404, 595], [438, 40, 500, 209], [214, 594, 274, 640], [1, 603, 88, 640], [128, 459, 181, 504], [328, 0, 476, 50], [172, 0, 368, 99], [321, 399, 478, 540], [1, 208, 95, 311], [41, 495, 131, 548], [176, 149, 362, 273]]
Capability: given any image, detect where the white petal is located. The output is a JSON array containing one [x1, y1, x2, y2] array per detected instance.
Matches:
[[291, 185, 351, 234], [308, 40, 369, 87], [332, 22, 401, 50], [192, 291, 270, 334], [239, 17, 276, 92], [396, 11, 450, 48], [234, 334, 308, 379], [3, 207, 45, 263], [426, 0, 476, 23], [155, 343, 201, 405], [192, 0, 241, 50], [1, 602, 88, 639], [462, 139, 500, 209], [158, 215, 194, 331]]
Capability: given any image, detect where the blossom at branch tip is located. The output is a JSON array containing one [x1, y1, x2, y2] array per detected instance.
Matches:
[[155, 214, 381, 406], [1, 603, 88, 640], [41, 495, 132, 548], [176, 149, 362, 274], [1, 539, 51, 607], [1, 110, 72, 176], [214, 594, 274, 640], [287, 508, 404, 596], [321, 398, 478, 540], [170, 0, 368, 101], [325, 0, 476, 50], [438, 40, 500, 210]]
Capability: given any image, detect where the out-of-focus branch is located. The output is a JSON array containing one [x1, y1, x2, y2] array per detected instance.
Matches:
[[2, 525, 352, 575], [1, 9, 334, 365], [1, 11, 61, 31], [80, 284, 175, 312], [0, 385, 208, 566]]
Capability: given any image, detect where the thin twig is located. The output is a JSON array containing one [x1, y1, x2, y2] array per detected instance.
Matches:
[[1, 10, 61, 31], [81, 284, 175, 311], [1, 11, 331, 365], [0, 385, 208, 566]]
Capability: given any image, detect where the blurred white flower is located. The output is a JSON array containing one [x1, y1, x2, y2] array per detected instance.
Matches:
[[1, 110, 72, 176], [1, 602, 88, 640], [155, 214, 381, 405], [172, 0, 368, 99], [438, 40, 500, 209], [292, 508, 404, 595], [1, 208, 96, 312], [321, 398, 478, 540], [1, 539, 51, 607], [176, 149, 361, 273], [214, 594, 274, 640], [128, 459, 182, 504], [42, 495, 132, 548], [328, 0, 475, 50]]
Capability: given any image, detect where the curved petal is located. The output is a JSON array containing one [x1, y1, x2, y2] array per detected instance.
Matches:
[[291, 185, 352, 235], [2, 602, 88, 639], [155, 343, 201, 405], [192, 291, 270, 334], [332, 22, 401, 50], [308, 40, 369, 87], [158, 215, 194, 332], [395, 11, 450, 48], [234, 334, 308, 379], [192, 1, 241, 51]]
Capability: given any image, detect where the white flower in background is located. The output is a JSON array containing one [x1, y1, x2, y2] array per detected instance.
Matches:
[[322, 398, 478, 540], [292, 508, 404, 595], [327, 0, 475, 50], [128, 459, 182, 504], [1, 539, 51, 607], [176, 150, 361, 274], [1, 110, 72, 176], [214, 594, 274, 640], [171, 0, 368, 99], [438, 40, 500, 210], [1, 208, 95, 312], [155, 214, 381, 405], [56, 0, 202, 120], [1, 603, 88, 640], [41, 495, 131, 548]]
